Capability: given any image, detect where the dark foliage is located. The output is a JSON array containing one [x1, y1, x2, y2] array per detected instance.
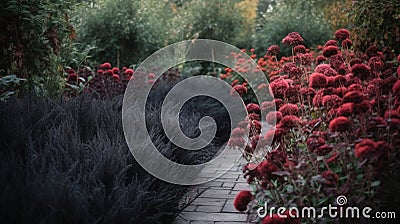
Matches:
[[0, 80, 230, 223]]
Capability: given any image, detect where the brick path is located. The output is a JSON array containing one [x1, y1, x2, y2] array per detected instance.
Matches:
[[174, 150, 256, 224]]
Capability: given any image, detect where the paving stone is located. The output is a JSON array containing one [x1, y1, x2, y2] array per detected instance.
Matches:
[[173, 217, 190, 224], [190, 221, 214, 224], [200, 189, 232, 199], [190, 198, 227, 206], [174, 158, 251, 224], [183, 205, 197, 212], [221, 199, 239, 213], [196, 205, 222, 212], [233, 182, 252, 191], [222, 182, 235, 188]]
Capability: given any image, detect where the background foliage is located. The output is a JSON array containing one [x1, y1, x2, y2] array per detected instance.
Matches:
[[0, 0, 78, 97], [254, 0, 332, 56]]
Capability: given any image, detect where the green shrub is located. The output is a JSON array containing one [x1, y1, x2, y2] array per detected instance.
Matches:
[[72, 0, 172, 67], [0, 0, 76, 97], [254, 0, 332, 56], [348, 0, 400, 54]]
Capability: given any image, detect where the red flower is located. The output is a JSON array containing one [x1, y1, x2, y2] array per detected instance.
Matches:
[[350, 58, 362, 67], [282, 32, 304, 46], [246, 103, 261, 114], [270, 79, 289, 98], [384, 110, 400, 119], [324, 39, 338, 47], [315, 64, 338, 77], [351, 63, 372, 80], [368, 56, 384, 71], [306, 136, 325, 152], [279, 103, 299, 116], [257, 160, 279, 179], [233, 190, 253, 212], [299, 87, 316, 97], [112, 74, 120, 81], [354, 139, 377, 159], [337, 103, 354, 116], [309, 73, 328, 88], [231, 79, 240, 86], [321, 170, 338, 186], [248, 113, 261, 121], [124, 69, 134, 76], [293, 45, 306, 54], [329, 116, 352, 132], [288, 66, 302, 79], [67, 73, 78, 82], [231, 127, 246, 138], [392, 80, 400, 98], [341, 39, 352, 48], [266, 111, 283, 125], [316, 144, 333, 156], [322, 95, 343, 109], [323, 46, 340, 57], [243, 164, 258, 183], [231, 84, 247, 97], [278, 115, 302, 129], [282, 62, 297, 74], [316, 55, 327, 64], [333, 75, 346, 87], [343, 90, 364, 104], [353, 100, 371, 114], [228, 137, 246, 148], [261, 101, 276, 113], [249, 120, 262, 133], [335, 29, 350, 41], [268, 45, 281, 55], [105, 69, 113, 76], [101, 62, 111, 69], [97, 69, 104, 75], [112, 67, 120, 74]]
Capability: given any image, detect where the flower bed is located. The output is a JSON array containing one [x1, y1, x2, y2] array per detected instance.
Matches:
[[228, 30, 400, 223]]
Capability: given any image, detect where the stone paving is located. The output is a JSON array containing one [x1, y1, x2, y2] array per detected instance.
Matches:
[[173, 151, 257, 224]]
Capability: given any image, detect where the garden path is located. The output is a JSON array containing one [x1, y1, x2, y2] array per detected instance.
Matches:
[[173, 150, 256, 224]]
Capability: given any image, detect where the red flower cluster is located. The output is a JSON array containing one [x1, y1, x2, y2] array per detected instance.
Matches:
[[282, 32, 304, 46], [233, 190, 253, 211]]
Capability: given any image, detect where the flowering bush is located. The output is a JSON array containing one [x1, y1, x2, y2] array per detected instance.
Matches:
[[63, 62, 181, 98], [228, 29, 400, 223]]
